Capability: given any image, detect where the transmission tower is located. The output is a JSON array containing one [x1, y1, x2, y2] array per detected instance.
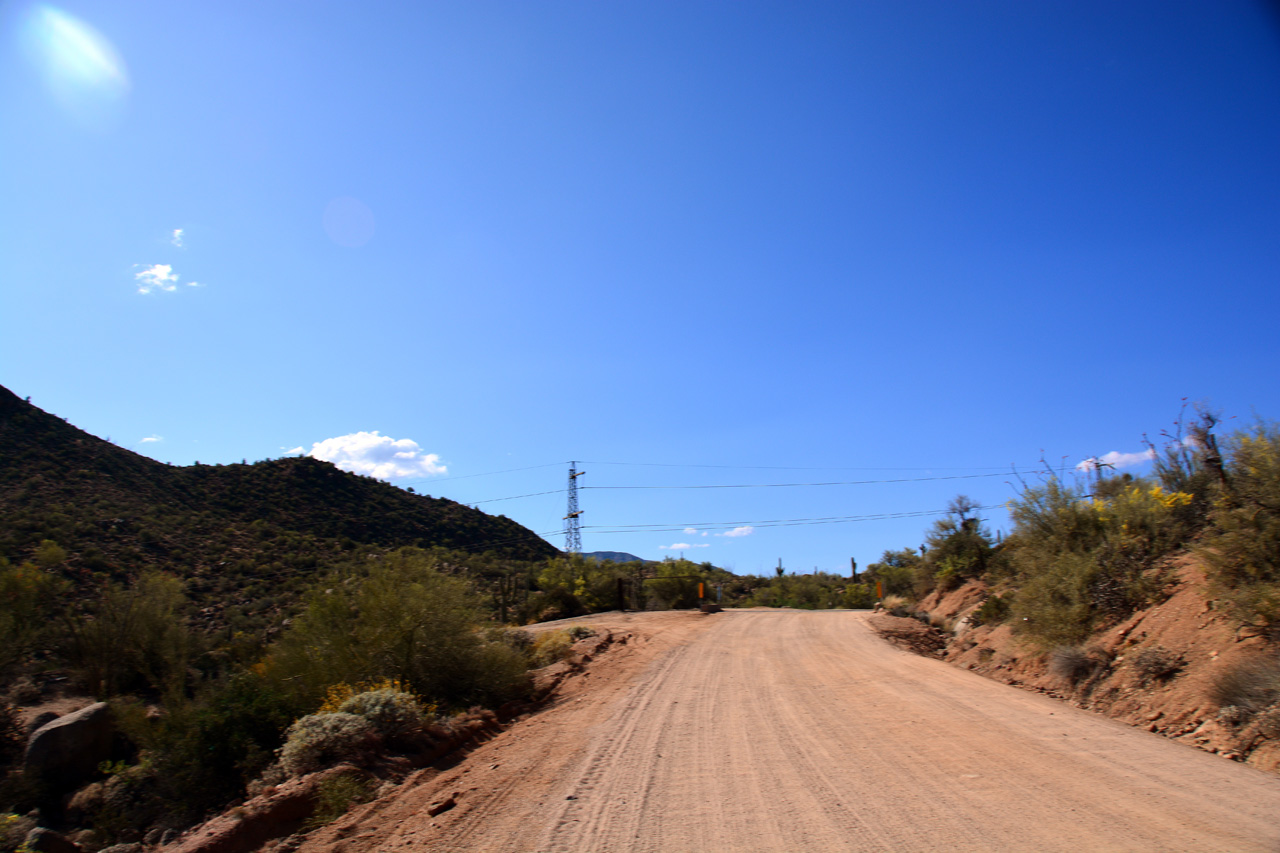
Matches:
[[565, 461, 585, 554]]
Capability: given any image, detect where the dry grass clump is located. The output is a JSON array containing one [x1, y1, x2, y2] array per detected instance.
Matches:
[[880, 595, 910, 617], [1132, 646, 1183, 685], [1210, 656, 1280, 715], [304, 771, 374, 830], [1049, 646, 1102, 685], [529, 630, 576, 667]]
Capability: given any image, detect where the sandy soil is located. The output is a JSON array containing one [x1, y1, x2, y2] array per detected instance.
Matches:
[[297, 609, 1280, 853]]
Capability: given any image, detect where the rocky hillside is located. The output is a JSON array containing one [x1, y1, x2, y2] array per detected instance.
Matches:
[[0, 384, 558, 627]]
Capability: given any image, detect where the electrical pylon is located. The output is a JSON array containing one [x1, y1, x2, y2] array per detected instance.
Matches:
[[565, 461, 584, 554]]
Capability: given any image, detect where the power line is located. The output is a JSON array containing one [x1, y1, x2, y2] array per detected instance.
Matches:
[[584, 471, 1034, 490], [578, 504, 1007, 535], [580, 460, 1024, 471]]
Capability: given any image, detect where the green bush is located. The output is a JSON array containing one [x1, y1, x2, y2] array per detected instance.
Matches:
[[305, 771, 373, 829], [1200, 423, 1280, 623], [279, 713, 380, 777], [269, 549, 529, 710], [969, 593, 1012, 627]]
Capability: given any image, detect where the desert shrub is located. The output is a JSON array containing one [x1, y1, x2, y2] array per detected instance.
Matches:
[[1210, 656, 1280, 714], [566, 625, 595, 641], [880, 595, 910, 617], [65, 572, 194, 697], [503, 628, 534, 653], [1049, 646, 1097, 684], [111, 671, 301, 820], [841, 583, 876, 609], [970, 593, 1012, 627], [279, 713, 380, 777], [336, 689, 426, 743], [1132, 646, 1183, 684], [269, 549, 529, 710], [1200, 423, 1280, 623], [1005, 472, 1196, 646], [304, 771, 373, 829], [529, 630, 574, 667], [0, 559, 66, 676]]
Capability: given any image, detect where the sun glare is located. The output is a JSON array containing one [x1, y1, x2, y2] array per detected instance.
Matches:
[[24, 4, 130, 128]]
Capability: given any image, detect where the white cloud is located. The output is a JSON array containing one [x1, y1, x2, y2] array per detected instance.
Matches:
[[171, 228, 184, 247], [134, 263, 179, 293], [659, 542, 711, 550], [1076, 449, 1155, 472], [718, 526, 754, 538], [138, 434, 162, 444], [299, 431, 447, 480], [683, 527, 697, 534]]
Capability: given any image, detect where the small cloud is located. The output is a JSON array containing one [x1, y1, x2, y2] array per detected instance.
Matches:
[[718, 526, 754, 538], [171, 228, 184, 247], [683, 527, 697, 535], [138, 434, 162, 444], [659, 542, 710, 550], [186, 280, 202, 288], [134, 263, 179, 293], [298, 431, 447, 480], [1076, 449, 1155, 472]]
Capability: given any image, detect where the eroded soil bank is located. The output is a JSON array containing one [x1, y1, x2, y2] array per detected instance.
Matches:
[[871, 555, 1280, 773]]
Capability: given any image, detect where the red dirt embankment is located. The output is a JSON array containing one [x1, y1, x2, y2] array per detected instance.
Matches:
[[882, 554, 1280, 772]]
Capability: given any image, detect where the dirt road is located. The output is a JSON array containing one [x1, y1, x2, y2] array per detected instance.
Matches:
[[299, 610, 1280, 852]]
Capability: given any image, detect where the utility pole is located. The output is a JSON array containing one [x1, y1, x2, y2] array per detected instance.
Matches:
[[565, 461, 584, 554]]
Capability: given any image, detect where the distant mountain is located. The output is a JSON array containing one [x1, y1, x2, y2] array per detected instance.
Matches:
[[0, 385, 558, 626], [582, 550, 651, 564]]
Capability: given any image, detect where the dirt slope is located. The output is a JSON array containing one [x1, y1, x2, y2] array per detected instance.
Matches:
[[292, 609, 1280, 853], [908, 557, 1280, 771]]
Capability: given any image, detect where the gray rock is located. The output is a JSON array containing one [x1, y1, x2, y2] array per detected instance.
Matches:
[[23, 827, 83, 853], [23, 702, 113, 791]]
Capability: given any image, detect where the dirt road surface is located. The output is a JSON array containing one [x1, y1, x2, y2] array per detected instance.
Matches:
[[298, 610, 1280, 853]]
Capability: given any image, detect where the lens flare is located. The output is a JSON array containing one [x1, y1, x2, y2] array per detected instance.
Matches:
[[23, 4, 130, 129]]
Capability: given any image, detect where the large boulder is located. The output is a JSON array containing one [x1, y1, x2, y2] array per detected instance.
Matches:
[[24, 702, 113, 790]]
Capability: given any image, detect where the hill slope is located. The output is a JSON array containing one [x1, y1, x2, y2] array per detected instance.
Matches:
[[0, 385, 558, 624]]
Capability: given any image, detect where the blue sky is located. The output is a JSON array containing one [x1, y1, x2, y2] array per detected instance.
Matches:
[[3, 1, 1278, 575]]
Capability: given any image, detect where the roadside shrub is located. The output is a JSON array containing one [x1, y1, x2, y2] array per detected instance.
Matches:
[[1200, 422, 1280, 623], [1132, 646, 1182, 685], [841, 583, 876, 609], [971, 593, 1011, 627], [529, 630, 574, 667], [304, 771, 373, 829], [279, 713, 380, 777], [337, 689, 426, 743], [566, 625, 595, 641], [1210, 656, 1280, 714], [1049, 646, 1097, 684], [879, 595, 910, 617], [269, 549, 528, 710]]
